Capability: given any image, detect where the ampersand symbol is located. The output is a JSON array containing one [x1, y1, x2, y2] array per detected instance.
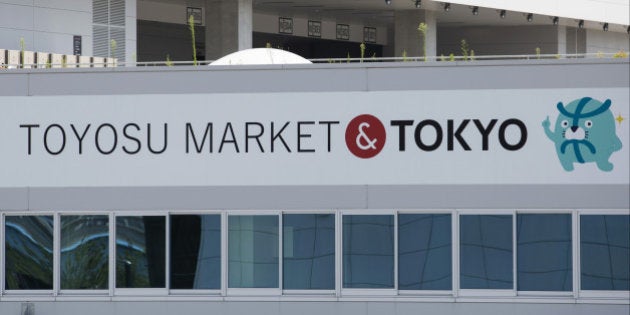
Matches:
[[356, 122, 377, 150]]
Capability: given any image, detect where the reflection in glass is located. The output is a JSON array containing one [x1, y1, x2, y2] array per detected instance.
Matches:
[[116, 216, 166, 288], [61, 215, 109, 290], [581, 215, 630, 290], [229, 215, 279, 288], [5, 216, 54, 290], [283, 214, 335, 290], [398, 214, 451, 290], [343, 215, 394, 288], [170, 215, 221, 289], [460, 215, 512, 289], [517, 214, 572, 291]]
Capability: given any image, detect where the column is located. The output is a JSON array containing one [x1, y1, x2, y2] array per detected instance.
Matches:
[[205, 0, 252, 61], [394, 9, 436, 58]]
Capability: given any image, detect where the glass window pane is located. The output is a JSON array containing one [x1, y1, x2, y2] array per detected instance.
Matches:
[[460, 215, 513, 289], [283, 214, 335, 290], [580, 215, 630, 290], [61, 215, 109, 290], [228, 215, 279, 288], [116, 216, 166, 288], [517, 214, 572, 291], [398, 214, 452, 290], [170, 215, 221, 289], [343, 215, 394, 289], [5, 216, 54, 290]]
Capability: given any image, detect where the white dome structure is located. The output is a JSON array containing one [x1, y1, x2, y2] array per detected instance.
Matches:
[[209, 48, 312, 65]]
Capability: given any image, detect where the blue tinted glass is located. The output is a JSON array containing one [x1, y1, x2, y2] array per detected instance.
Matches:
[[5, 216, 54, 290], [517, 214, 572, 291], [170, 215, 221, 289], [116, 216, 166, 288], [283, 214, 335, 290], [229, 215, 279, 288], [460, 215, 513, 289], [343, 215, 394, 288], [61, 215, 109, 290], [581, 215, 630, 290], [398, 214, 452, 290]]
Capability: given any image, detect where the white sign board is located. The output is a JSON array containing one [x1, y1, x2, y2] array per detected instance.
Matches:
[[0, 88, 628, 187]]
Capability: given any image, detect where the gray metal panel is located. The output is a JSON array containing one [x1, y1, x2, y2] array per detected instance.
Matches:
[[367, 184, 630, 209], [0, 73, 29, 96], [26, 186, 368, 211], [0, 187, 28, 211]]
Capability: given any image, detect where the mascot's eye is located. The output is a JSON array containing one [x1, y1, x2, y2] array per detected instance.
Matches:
[[561, 120, 569, 128], [584, 120, 593, 128]]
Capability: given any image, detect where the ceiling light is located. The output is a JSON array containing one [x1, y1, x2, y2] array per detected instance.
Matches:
[[385, 0, 391, 5], [472, 6, 479, 15], [578, 20, 584, 28], [499, 10, 506, 19], [603, 23, 608, 31], [526, 13, 533, 22], [444, 3, 451, 12], [552, 17, 559, 25], [415, 0, 421, 8]]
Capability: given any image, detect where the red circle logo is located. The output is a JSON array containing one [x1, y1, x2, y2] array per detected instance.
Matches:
[[345, 114, 386, 159]]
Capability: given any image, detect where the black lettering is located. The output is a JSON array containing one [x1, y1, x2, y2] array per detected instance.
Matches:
[[20, 124, 40, 155], [147, 123, 168, 154], [414, 120, 442, 151], [297, 121, 315, 153], [95, 123, 118, 155], [499, 119, 528, 151], [473, 119, 497, 151], [390, 120, 413, 151], [123, 123, 141, 155], [271, 122, 291, 153], [219, 123, 239, 153], [319, 121, 339, 152], [71, 124, 91, 154], [186, 123, 213, 153], [44, 124, 66, 155], [447, 119, 471, 151], [245, 122, 265, 153]]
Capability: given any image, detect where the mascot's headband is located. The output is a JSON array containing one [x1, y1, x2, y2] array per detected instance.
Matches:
[[556, 97, 612, 127]]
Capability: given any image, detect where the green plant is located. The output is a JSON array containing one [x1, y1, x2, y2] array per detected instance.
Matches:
[[347, 52, 351, 63], [555, 54, 561, 59], [596, 51, 604, 58], [165, 54, 174, 67], [372, 52, 376, 59], [535, 47, 541, 59], [449, 53, 455, 61], [110, 39, 117, 59], [20, 37, 25, 68], [402, 49, 408, 62], [440, 54, 446, 62], [188, 15, 198, 65], [470, 49, 475, 61], [265, 42, 271, 48], [62, 55, 67, 68], [460, 39, 469, 61], [360, 43, 366, 63], [417, 22, 428, 61], [613, 50, 628, 58]]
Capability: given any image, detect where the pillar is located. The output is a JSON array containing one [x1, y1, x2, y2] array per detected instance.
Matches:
[[394, 9, 436, 58], [205, 0, 252, 60]]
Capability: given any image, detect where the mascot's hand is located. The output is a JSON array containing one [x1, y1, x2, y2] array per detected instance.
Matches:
[[542, 116, 551, 129]]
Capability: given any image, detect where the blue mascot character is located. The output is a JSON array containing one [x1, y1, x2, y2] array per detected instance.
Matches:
[[542, 97, 622, 172]]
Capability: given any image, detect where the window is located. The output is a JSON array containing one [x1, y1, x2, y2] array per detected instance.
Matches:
[[228, 215, 279, 288], [517, 214, 572, 291], [460, 215, 512, 289], [343, 215, 394, 289], [61, 215, 109, 290], [283, 214, 335, 290], [580, 215, 629, 291], [116, 216, 166, 288], [4, 215, 54, 290], [170, 215, 221, 290], [398, 214, 452, 290]]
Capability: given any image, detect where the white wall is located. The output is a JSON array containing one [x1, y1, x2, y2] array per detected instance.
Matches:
[[586, 29, 630, 53]]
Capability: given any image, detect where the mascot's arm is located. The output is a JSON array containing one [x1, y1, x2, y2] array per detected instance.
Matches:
[[542, 116, 555, 140]]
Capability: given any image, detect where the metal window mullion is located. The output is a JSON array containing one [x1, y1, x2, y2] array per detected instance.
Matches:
[[165, 213, 170, 292], [278, 212, 283, 291], [573, 210, 579, 298], [335, 210, 342, 297], [53, 214, 60, 296], [221, 211, 227, 296], [452, 210, 459, 296], [109, 213, 116, 296], [394, 211, 398, 292], [1, 213, 4, 296], [512, 210, 517, 294]]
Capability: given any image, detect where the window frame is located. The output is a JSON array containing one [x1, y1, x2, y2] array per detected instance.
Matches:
[[340, 209, 397, 296], [113, 212, 168, 296], [577, 209, 630, 299]]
